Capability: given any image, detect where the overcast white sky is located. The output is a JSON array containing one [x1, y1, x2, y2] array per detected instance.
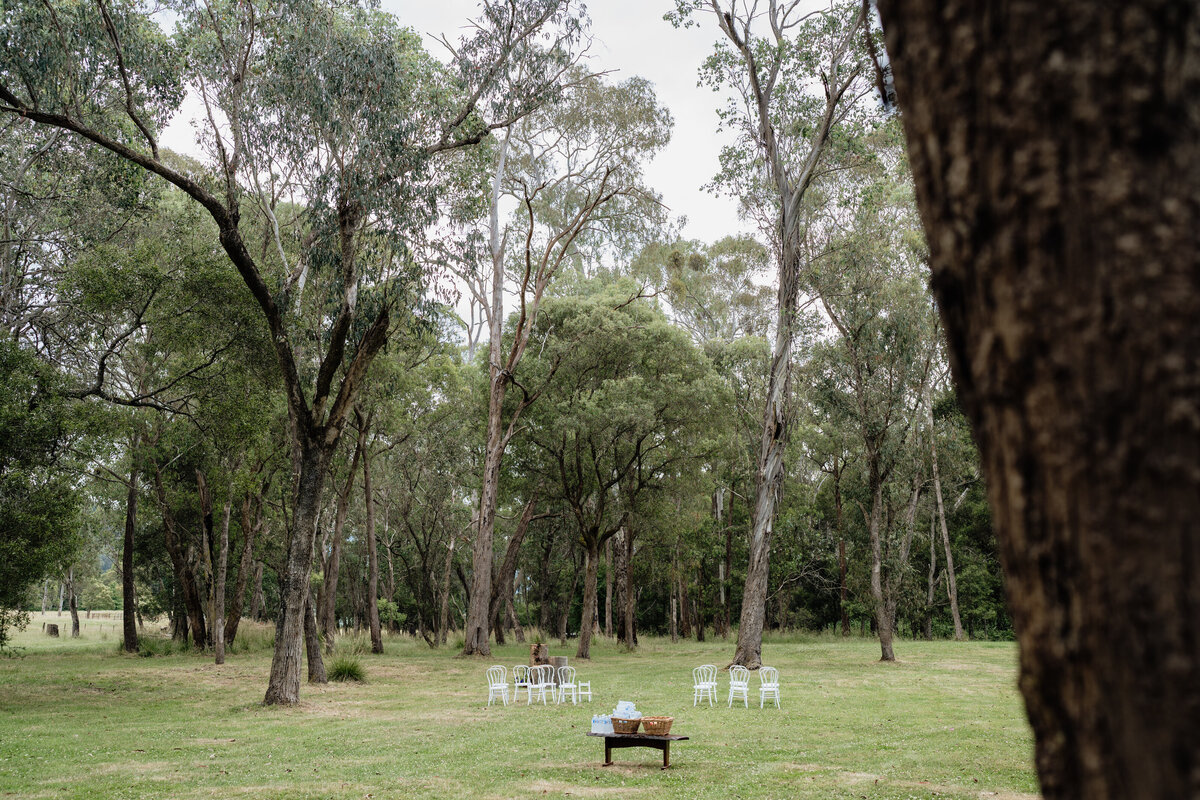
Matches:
[[162, 0, 749, 245], [388, 0, 748, 242]]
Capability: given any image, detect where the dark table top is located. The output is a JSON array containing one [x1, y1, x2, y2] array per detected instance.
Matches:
[[586, 732, 689, 741]]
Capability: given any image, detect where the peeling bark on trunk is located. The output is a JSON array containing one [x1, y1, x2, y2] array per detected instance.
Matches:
[[878, 4, 1200, 796]]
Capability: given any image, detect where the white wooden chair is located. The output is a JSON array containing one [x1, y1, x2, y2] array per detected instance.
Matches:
[[556, 665, 579, 705], [577, 675, 592, 702], [513, 664, 531, 702], [486, 665, 510, 706], [758, 666, 780, 709], [728, 665, 749, 707], [693, 665, 717, 706], [528, 664, 554, 705]]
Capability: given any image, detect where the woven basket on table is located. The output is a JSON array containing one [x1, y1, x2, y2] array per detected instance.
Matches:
[[611, 717, 641, 734], [640, 716, 674, 735]]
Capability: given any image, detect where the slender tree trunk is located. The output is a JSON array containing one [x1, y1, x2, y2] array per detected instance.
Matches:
[[225, 496, 259, 648], [213, 499, 232, 664], [321, 435, 361, 651], [866, 464, 893, 661], [360, 420, 382, 655], [196, 470, 216, 649], [929, 432, 963, 640], [489, 494, 539, 640], [438, 536, 455, 647], [249, 561, 265, 621], [154, 467, 207, 648], [575, 537, 600, 659], [41, 581, 48, 614], [834, 463, 850, 637], [879, 4, 1200, 796], [304, 588, 326, 684], [121, 452, 139, 653], [57, 581, 63, 615], [925, 512, 936, 641], [506, 594, 524, 643], [622, 530, 636, 649], [66, 568, 79, 637], [604, 537, 613, 638]]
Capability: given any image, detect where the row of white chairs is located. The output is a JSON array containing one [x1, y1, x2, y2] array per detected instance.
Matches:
[[692, 664, 780, 708], [486, 664, 592, 706]]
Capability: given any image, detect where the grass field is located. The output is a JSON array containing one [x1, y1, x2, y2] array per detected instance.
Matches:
[[1, 616, 1038, 799]]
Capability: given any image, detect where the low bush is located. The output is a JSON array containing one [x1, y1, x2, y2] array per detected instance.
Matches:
[[329, 656, 365, 682]]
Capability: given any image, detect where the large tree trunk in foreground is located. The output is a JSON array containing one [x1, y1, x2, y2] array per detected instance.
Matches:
[[121, 455, 139, 653], [878, 3, 1200, 797]]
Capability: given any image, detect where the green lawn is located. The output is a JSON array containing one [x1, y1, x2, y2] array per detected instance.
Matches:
[[1, 618, 1039, 799]]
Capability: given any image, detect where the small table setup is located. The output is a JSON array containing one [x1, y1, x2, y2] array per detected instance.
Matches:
[[586, 701, 688, 769]]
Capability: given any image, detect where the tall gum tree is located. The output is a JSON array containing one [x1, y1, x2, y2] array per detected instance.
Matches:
[[458, 71, 671, 656], [0, 0, 586, 704], [875, 2, 1200, 796], [668, 0, 872, 667]]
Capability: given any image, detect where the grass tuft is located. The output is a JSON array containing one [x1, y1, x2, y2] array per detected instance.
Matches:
[[329, 655, 366, 682]]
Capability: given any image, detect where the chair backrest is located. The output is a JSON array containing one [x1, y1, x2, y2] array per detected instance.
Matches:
[[513, 664, 529, 685], [531, 664, 552, 685], [487, 665, 507, 687], [730, 665, 749, 685], [692, 666, 707, 686], [558, 665, 576, 685], [759, 666, 779, 687], [702, 664, 718, 684]]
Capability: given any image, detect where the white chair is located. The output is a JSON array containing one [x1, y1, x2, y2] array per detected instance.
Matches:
[[577, 676, 592, 702], [728, 665, 749, 707], [513, 664, 531, 702], [487, 665, 510, 706], [692, 665, 717, 706], [696, 662, 710, 705], [556, 665, 578, 705], [528, 664, 554, 705], [758, 666, 780, 709]]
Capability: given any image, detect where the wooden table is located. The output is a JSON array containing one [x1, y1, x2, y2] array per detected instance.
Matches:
[[586, 732, 689, 769]]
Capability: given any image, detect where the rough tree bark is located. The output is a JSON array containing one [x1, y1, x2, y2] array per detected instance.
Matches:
[[66, 567, 79, 637], [877, 2, 1200, 796]]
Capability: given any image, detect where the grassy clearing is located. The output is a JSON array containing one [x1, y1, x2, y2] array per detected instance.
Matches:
[[1, 624, 1038, 800]]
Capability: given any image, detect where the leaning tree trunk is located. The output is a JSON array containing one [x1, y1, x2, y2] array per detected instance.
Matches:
[[66, 567, 80, 637], [733, 240, 802, 669], [929, 428, 963, 640], [877, 3, 1200, 797], [121, 454, 139, 653]]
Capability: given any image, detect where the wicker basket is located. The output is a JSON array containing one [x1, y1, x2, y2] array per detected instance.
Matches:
[[640, 716, 674, 735], [611, 716, 641, 734]]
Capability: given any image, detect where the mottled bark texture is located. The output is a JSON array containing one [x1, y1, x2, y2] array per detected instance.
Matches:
[[877, 2, 1200, 797]]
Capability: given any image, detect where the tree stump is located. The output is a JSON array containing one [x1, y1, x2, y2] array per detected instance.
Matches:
[[529, 643, 549, 666], [46, 624, 59, 637], [550, 655, 569, 686]]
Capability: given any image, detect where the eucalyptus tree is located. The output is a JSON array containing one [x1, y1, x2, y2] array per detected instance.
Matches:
[[668, 0, 874, 667], [458, 71, 671, 656], [512, 284, 721, 658], [0, 0, 586, 704]]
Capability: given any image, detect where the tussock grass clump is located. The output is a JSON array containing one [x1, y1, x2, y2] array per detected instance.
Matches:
[[329, 656, 365, 682], [228, 622, 275, 654], [134, 636, 177, 657]]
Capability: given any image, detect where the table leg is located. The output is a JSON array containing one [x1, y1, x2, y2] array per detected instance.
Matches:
[[662, 742, 670, 769], [603, 741, 613, 766]]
